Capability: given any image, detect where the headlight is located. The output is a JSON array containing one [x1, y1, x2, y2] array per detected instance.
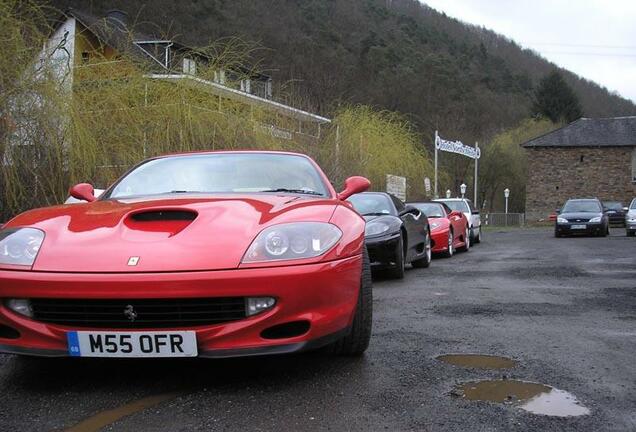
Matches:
[[242, 222, 342, 263], [589, 216, 601, 223], [430, 221, 442, 230], [0, 228, 45, 267], [365, 221, 390, 236], [557, 217, 568, 223]]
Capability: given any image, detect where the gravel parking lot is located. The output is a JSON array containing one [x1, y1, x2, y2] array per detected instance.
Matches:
[[0, 227, 635, 431]]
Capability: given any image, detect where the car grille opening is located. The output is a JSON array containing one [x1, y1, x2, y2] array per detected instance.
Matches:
[[261, 320, 310, 339], [0, 324, 20, 339], [30, 297, 247, 329]]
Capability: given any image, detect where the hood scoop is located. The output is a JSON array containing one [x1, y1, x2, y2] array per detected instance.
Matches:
[[130, 210, 197, 222], [123, 209, 197, 240]]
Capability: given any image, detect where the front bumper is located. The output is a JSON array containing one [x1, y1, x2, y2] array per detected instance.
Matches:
[[555, 222, 604, 236], [0, 255, 362, 358], [430, 229, 450, 253], [365, 232, 400, 268], [608, 216, 625, 226]]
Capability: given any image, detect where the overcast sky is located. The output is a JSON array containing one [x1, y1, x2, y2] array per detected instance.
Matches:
[[422, 0, 636, 103]]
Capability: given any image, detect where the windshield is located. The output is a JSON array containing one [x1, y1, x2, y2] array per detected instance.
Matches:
[[105, 153, 329, 199], [603, 202, 623, 211], [438, 200, 469, 213], [562, 200, 602, 213], [348, 193, 395, 216], [410, 203, 446, 218], [632, 199, 636, 209]]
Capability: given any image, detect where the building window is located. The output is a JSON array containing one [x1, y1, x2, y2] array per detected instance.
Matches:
[[240, 79, 251, 93], [182, 57, 196, 75]]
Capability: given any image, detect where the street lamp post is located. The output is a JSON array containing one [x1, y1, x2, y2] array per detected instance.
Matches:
[[446, 189, 451, 199], [460, 183, 466, 199], [504, 188, 510, 214], [504, 188, 510, 225]]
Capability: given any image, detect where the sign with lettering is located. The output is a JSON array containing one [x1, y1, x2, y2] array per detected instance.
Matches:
[[435, 135, 480, 159]]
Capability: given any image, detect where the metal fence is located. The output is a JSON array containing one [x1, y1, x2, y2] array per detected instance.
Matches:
[[485, 213, 525, 227]]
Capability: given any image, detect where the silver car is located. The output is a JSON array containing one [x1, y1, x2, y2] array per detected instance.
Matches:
[[627, 198, 636, 237], [434, 198, 482, 244]]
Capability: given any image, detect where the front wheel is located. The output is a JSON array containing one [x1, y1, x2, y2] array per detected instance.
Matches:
[[458, 226, 470, 252], [386, 235, 405, 279], [443, 231, 454, 258], [331, 248, 372, 356], [474, 226, 482, 244], [411, 230, 432, 268]]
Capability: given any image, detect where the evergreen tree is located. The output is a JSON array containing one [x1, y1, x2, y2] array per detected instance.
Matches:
[[532, 70, 583, 123]]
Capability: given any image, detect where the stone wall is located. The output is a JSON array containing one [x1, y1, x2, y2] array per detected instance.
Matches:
[[525, 146, 636, 221]]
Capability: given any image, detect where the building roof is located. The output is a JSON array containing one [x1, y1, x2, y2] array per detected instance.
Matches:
[[57, 9, 271, 81], [522, 117, 636, 148]]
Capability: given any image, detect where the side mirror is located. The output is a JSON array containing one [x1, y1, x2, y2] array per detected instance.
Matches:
[[338, 176, 370, 201], [623, 207, 629, 212], [399, 205, 418, 217], [69, 183, 97, 202]]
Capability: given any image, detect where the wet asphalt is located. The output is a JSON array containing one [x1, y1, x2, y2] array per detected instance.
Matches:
[[0, 227, 635, 431]]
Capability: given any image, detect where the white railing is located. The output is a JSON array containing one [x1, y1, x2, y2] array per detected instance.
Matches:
[[485, 213, 525, 226]]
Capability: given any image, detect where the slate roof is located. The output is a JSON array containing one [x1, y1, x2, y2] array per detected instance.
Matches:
[[522, 117, 636, 148]]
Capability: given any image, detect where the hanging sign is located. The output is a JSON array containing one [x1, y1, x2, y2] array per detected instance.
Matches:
[[435, 135, 481, 160], [386, 174, 406, 201]]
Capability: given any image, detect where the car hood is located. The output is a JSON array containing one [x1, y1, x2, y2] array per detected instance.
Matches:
[[7, 195, 337, 272], [560, 212, 602, 220]]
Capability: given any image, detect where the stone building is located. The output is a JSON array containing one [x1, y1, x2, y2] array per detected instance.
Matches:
[[522, 116, 636, 221]]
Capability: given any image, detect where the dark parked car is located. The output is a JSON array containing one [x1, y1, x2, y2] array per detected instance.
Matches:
[[348, 192, 431, 278], [555, 198, 609, 237], [602, 201, 626, 227]]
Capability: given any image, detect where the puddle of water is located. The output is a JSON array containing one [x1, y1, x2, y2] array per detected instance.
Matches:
[[437, 354, 517, 369], [521, 388, 591, 417], [457, 380, 590, 417]]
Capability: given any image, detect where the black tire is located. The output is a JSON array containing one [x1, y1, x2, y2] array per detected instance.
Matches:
[[603, 225, 609, 237], [458, 226, 470, 252], [474, 226, 482, 244], [443, 230, 454, 258], [386, 235, 405, 279], [554, 230, 561, 238], [331, 248, 373, 356], [411, 230, 432, 268]]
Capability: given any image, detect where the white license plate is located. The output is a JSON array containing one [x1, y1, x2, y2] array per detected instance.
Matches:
[[67, 331, 198, 358], [571, 224, 586, 229]]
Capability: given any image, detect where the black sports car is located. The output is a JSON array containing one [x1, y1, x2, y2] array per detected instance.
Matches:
[[555, 198, 609, 237], [348, 192, 431, 278]]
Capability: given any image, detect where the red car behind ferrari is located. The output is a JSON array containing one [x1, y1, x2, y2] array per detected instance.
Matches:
[[408, 201, 470, 257], [0, 151, 373, 359]]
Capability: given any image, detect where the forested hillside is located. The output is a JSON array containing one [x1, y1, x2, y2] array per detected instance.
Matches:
[[48, 0, 636, 139]]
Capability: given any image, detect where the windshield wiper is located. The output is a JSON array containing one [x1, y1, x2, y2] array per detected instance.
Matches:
[[169, 190, 202, 194], [362, 212, 390, 216], [260, 188, 322, 196]]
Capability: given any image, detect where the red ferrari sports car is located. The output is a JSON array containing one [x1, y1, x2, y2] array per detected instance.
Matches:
[[407, 201, 470, 257], [0, 151, 373, 358]]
